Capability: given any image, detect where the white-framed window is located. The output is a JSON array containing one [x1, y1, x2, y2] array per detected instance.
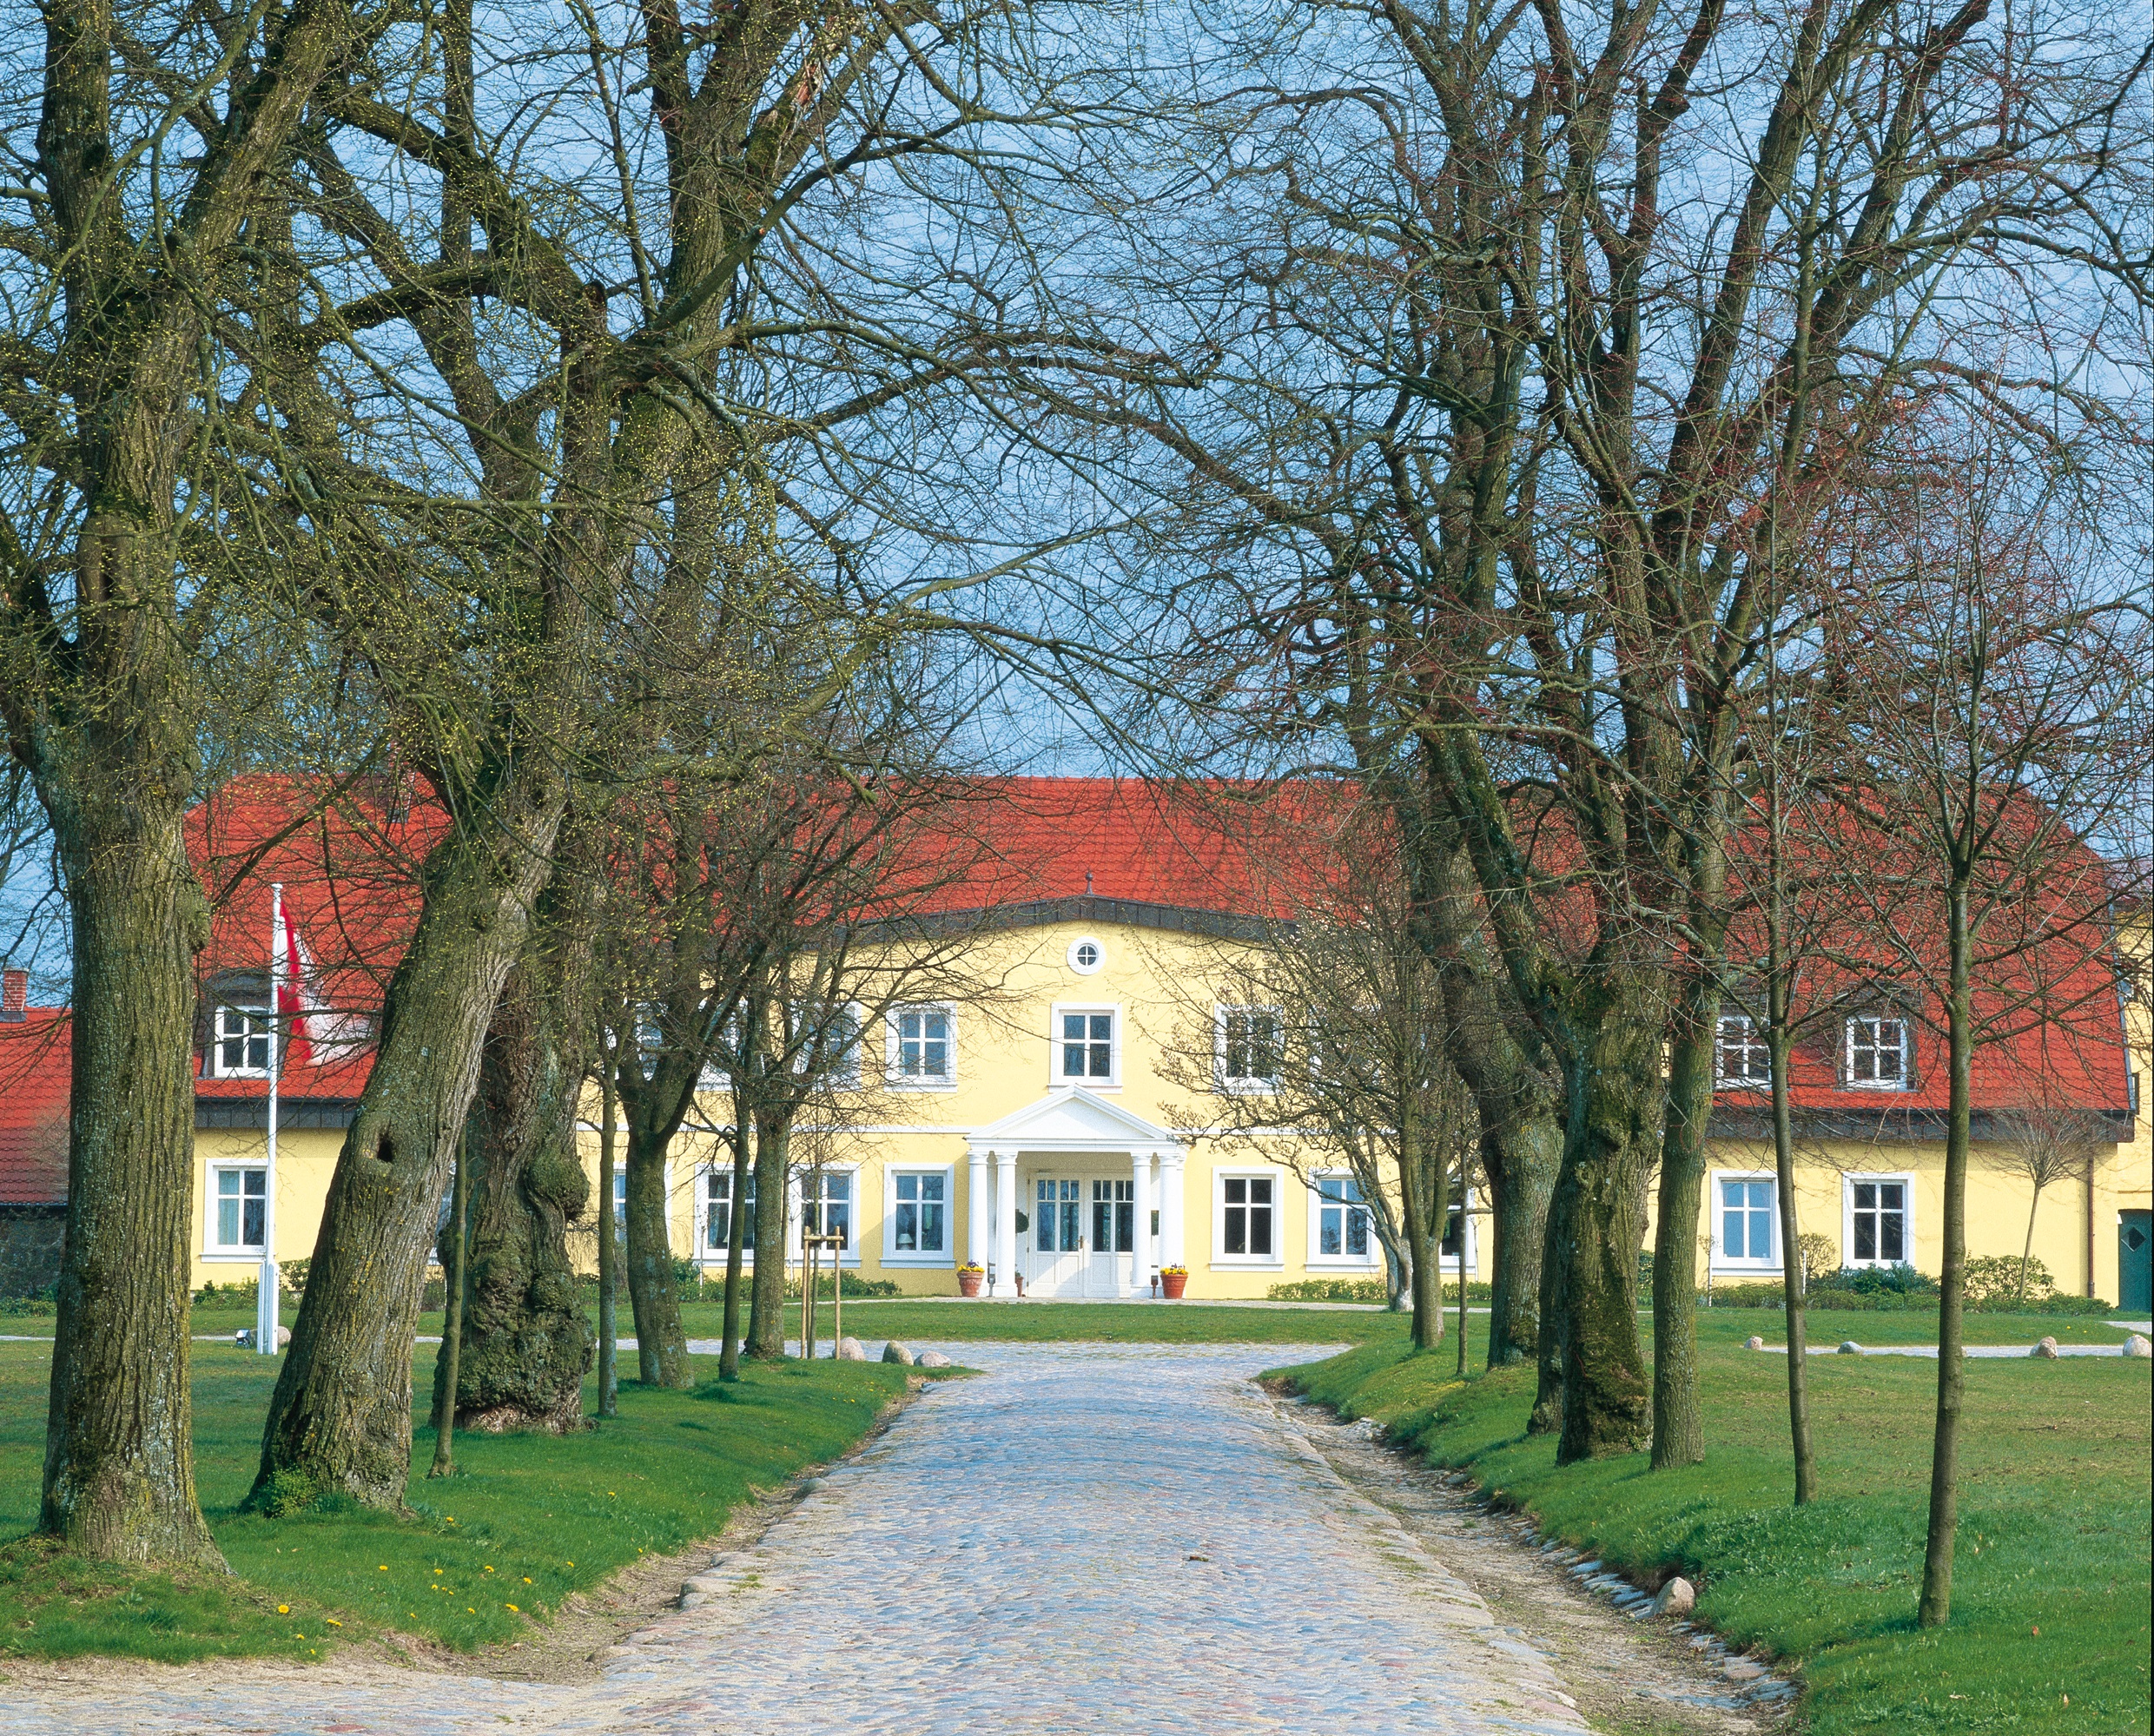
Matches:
[[701, 1164, 757, 1257], [697, 1010, 743, 1091], [1844, 1014, 1910, 1089], [1844, 1174, 1912, 1268], [1715, 1015, 1770, 1089], [1307, 1172, 1375, 1264], [612, 1167, 628, 1237], [208, 1163, 267, 1252], [886, 1166, 953, 1263], [208, 1004, 272, 1078], [886, 1005, 955, 1088], [1714, 1173, 1779, 1269], [1067, 935, 1106, 975], [1216, 1006, 1285, 1093], [1053, 1003, 1120, 1087], [1214, 1170, 1281, 1264], [791, 1001, 862, 1086], [801, 1168, 854, 1251]]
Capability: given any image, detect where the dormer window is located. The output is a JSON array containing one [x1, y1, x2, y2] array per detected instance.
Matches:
[[1845, 1014, 1910, 1089], [210, 1004, 272, 1077], [1714, 1015, 1770, 1089]]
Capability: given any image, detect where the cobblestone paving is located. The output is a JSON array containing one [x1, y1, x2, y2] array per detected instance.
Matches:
[[6, 1345, 1591, 1735]]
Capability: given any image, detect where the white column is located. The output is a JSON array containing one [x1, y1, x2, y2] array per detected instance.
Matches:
[[992, 1148, 1019, 1297], [1130, 1150, 1151, 1294], [966, 1145, 989, 1271], [1160, 1147, 1187, 1271]]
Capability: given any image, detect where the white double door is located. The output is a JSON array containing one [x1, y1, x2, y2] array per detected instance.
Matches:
[[1027, 1172, 1137, 1297]]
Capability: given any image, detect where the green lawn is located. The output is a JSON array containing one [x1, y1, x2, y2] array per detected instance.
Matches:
[[0, 1338, 914, 1664], [1279, 1339, 2152, 1736], [9, 1296, 2132, 1352]]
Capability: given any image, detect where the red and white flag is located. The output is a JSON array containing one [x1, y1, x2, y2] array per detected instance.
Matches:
[[271, 901, 357, 1065]]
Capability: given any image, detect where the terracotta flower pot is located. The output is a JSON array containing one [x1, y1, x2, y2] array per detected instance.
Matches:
[[1160, 1271, 1188, 1300], [957, 1270, 985, 1297]]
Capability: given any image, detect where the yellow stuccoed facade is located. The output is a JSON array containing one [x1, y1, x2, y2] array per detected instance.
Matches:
[[188, 911, 2151, 1312]]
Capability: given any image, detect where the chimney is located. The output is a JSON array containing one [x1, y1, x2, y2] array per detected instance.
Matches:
[[1, 967, 25, 1022]]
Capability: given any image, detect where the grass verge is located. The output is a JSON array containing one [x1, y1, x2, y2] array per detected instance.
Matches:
[[1274, 1339, 2151, 1735], [0, 1339, 918, 1666]]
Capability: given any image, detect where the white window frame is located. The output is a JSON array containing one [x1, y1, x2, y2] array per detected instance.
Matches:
[[1305, 1170, 1379, 1267], [791, 1164, 862, 1267], [1841, 1172, 1915, 1270], [1214, 1004, 1285, 1095], [204, 1159, 268, 1259], [1049, 1001, 1122, 1091], [884, 1164, 956, 1266], [1843, 1013, 1912, 1091], [1713, 1014, 1771, 1091], [1437, 1185, 1479, 1274], [1212, 1165, 1285, 1269], [207, 1002, 273, 1079], [1067, 935, 1107, 975], [885, 1004, 957, 1091], [696, 1161, 760, 1266], [1710, 1169, 1781, 1272]]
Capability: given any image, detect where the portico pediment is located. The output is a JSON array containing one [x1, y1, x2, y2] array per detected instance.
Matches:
[[968, 1086, 1178, 1152]]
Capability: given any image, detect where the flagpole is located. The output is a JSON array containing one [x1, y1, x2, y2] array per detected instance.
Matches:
[[259, 882, 282, 1356]]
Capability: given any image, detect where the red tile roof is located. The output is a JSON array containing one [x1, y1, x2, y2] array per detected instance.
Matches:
[[0, 1009, 69, 1205]]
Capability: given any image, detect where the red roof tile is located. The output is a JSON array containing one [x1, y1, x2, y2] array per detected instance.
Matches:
[[0, 1009, 69, 1205]]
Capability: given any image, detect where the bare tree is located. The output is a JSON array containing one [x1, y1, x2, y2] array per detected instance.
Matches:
[[0, 0, 406, 1561], [1156, 800, 1481, 1352], [1012, 0, 2151, 1478], [1986, 1105, 2106, 1306], [1828, 429, 2150, 1629]]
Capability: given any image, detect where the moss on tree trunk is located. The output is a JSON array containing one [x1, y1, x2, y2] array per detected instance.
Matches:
[[36, 782, 223, 1567], [1554, 971, 1663, 1463], [621, 1115, 691, 1388], [1649, 991, 1715, 1468], [745, 1112, 790, 1358], [433, 934, 595, 1432]]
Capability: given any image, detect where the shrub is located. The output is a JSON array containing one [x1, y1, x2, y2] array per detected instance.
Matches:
[[1963, 1252, 2051, 1308], [1270, 1277, 1391, 1304], [1814, 1262, 1938, 1297]]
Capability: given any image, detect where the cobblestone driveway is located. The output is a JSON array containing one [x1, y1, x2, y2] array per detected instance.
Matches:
[[9, 1345, 1590, 1735]]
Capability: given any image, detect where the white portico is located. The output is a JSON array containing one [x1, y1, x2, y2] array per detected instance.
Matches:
[[965, 1087, 1186, 1298]]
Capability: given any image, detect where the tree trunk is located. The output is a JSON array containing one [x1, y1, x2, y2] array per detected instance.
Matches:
[[720, 1088, 753, 1379], [622, 1116, 690, 1387], [1650, 986, 1715, 1469], [434, 936, 595, 1433], [1769, 1020, 1815, 1503], [1529, 1139, 1576, 1435], [36, 784, 222, 1566], [1919, 880, 1973, 1627], [596, 1062, 619, 1418], [1481, 1106, 1561, 1367], [256, 803, 565, 1508], [745, 1112, 791, 1357], [1398, 1131, 1447, 1351], [1556, 974, 1663, 1463], [427, 1132, 471, 1479], [2019, 1187, 2043, 1304]]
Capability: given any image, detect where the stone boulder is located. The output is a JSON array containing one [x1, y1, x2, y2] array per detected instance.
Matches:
[[1836, 1340, 1862, 1356], [2124, 1334, 2151, 1358], [2029, 1335, 2059, 1359], [1651, 1576, 1696, 1618], [835, 1337, 867, 1362], [917, 1350, 953, 1369], [1744, 1336, 1765, 1351], [882, 1340, 915, 1366], [234, 1325, 291, 1350]]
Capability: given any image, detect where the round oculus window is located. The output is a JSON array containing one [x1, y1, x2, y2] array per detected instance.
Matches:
[[1067, 937, 1105, 974]]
